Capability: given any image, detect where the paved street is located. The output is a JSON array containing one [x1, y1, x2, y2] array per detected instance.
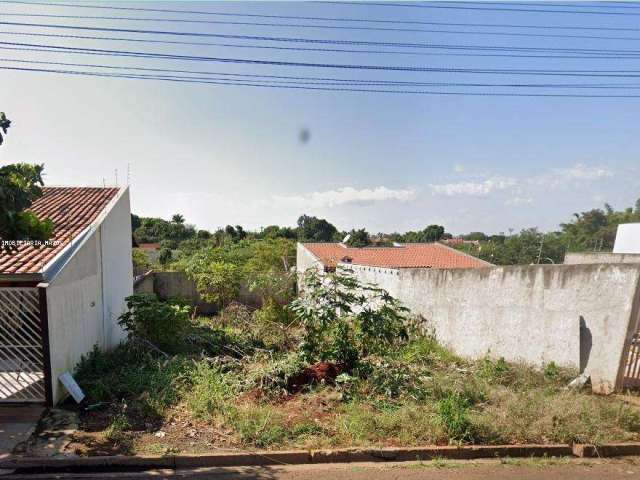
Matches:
[[2, 458, 639, 479]]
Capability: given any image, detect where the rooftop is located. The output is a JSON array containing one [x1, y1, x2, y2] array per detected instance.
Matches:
[[0, 187, 120, 276], [302, 242, 491, 270]]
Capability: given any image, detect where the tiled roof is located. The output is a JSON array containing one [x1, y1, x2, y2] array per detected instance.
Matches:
[[0, 187, 120, 275], [302, 242, 491, 270]]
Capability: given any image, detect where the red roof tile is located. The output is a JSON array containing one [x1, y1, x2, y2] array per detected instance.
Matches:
[[302, 242, 490, 270], [0, 187, 120, 275]]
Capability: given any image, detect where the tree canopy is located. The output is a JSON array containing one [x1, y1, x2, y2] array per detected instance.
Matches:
[[297, 214, 339, 242], [0, 113, 53, 248]]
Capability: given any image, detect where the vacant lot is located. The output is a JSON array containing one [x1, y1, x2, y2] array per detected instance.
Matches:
[[65, 271, 640, 456]]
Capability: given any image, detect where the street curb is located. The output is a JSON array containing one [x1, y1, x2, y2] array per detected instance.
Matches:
[[2, 443, 639, 470]]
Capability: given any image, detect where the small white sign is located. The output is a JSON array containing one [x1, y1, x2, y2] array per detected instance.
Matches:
[[59, 372, 86, 403]]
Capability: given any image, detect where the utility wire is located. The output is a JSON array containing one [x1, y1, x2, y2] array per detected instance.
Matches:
[[4, 40, 640, 77], [4, 31, 640, 60], [6, 0, 640, 30], [4, 56, 640, 89], [4, 64, 640, 97], [3, 21, 640, 56], [435, 1, 640, 10], [325, 1, 640, 15], [6, 11, 640, 41]]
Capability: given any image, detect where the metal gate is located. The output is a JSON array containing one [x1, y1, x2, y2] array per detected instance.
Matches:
[[0, 287, 46, 402], [623, 330, 640, 389]]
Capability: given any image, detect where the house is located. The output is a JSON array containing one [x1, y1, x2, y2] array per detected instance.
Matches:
[[0, 187, 133, 405], [614, 223, 640, 254], [297, 242, 491, 274]]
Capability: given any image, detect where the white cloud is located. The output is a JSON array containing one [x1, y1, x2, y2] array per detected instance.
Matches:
[[532, 163, 613, 187], [273, 186, 417, 209], [506, 196, 533, 206], [430, 177, 517, 196]]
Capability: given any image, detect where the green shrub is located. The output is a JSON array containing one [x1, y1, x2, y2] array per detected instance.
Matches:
[[118, 294, 191, 354], [104, 413, 131, 444], [186, 362, 237, 419], [290, 268, 408, 368], [75, 343, 194, 419], [544, 361, 561, 381], [436, 392, 474, 442]]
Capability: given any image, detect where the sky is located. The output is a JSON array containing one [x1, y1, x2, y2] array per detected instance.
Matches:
[[1, 0, 640, 235]]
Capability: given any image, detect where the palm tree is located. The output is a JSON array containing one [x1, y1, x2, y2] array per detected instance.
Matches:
[[0, 112, 11, 146], [171, 214, 185, 224]]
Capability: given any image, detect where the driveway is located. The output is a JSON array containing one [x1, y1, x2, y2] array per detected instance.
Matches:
[[0, 405, 43, 462]]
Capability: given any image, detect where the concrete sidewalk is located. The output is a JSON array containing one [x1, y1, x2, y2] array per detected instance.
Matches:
[[0, 405, 43, 463]]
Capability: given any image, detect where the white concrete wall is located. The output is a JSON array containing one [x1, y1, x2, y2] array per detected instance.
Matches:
[[614, 223, 640, 254], [342, 263, 640, 394], [45, 189, 133, 403], [99, 189, 133, 347], [296, 243, 326, 275], [564, 252, 640, 265]]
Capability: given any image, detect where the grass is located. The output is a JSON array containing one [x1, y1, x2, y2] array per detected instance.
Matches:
[[73, 313, 640, 454]]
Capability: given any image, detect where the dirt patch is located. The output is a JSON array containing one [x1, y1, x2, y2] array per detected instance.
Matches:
[[287, 362, 343, 393]]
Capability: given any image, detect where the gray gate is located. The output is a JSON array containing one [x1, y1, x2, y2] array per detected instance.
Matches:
[[0, 287, 46, 402], [623, 330, 640, 389]]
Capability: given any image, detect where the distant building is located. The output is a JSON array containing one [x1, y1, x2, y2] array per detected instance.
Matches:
[[614, 223, 640, 254], [136, 242, 161, 264], [440, 238, 481, 247], [297, 242, 491, 274]]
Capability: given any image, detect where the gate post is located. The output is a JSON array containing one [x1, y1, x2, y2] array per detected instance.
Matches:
[[38, 283, 53, 407]]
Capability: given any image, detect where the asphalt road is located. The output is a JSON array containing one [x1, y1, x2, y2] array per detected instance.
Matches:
[[2, 458, 640, 480]]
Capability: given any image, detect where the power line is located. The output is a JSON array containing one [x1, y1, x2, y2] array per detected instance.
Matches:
[[7, 0, 640, 30], [6, 11, 640, 41], [436, 1, 640, 10], [3, 21, 640, 56], [4, 31, 640, 60], [4, 40, 640, 77], [324, 1, 640, 15], [4, 64, 640, 97], [4, 56, 640, 89]]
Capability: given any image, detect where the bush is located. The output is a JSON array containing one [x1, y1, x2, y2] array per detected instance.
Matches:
[[290, 268, 408, 368], [436, 392, 474, 442], [75, 343, 194, 419], [186, 362, 237, 419], [118, 294, 191, 354]]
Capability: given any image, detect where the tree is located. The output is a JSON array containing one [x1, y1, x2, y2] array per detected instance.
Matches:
[[158, 247, 173, 266], [391, 224, 446, 243], [0, 112, 11, 146], [133, 216, 196, 244], [171, 213, 185, 224], [0, 163, 53, 249], [290, 267, 408, 367], [297, 214, 338, 242], [345, 228, 371, 247]]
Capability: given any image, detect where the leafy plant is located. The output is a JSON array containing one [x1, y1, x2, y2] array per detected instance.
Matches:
[[0, 163, 53, 248], [436, 392, 473, 442], [290, 267, 408, 368], [118, 294, 191, 353]]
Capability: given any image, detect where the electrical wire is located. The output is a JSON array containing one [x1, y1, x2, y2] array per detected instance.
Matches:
[[4, 31, 640, 60], [6, 11, 640, 41], [4, 64, 640, 97], [6, 0, 640, 31], [324, 1, 640, 15], [4, 56, 640, 88], [4, 40, 640, 77], [3, 21, 640, 57]]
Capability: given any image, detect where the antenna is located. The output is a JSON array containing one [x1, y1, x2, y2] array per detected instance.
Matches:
[[126, 163, 131, 186]]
